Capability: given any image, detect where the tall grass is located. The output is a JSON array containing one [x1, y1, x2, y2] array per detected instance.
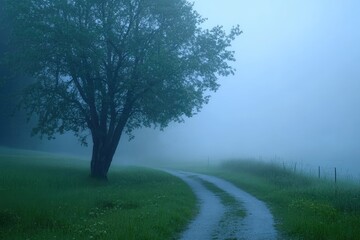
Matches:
[[193, 160, 360, 240], [0, 150, 196, 240]]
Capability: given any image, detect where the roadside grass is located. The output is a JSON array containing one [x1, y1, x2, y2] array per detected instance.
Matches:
[[187, 160, 360, 240], [0, 150, 196, 240]]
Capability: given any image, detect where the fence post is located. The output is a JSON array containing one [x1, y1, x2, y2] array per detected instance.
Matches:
[[334, 167, 337, 184], [318, 166, 321, 179]]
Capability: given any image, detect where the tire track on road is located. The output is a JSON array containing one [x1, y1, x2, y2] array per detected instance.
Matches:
[[166, 170, 278, 240]]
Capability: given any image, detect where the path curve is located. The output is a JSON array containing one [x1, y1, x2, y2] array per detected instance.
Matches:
[[166, 170, 278, 240], [165, 170, 225, 239]]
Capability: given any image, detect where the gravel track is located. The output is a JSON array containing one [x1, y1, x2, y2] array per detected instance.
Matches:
[[166, 170, 278, 240]]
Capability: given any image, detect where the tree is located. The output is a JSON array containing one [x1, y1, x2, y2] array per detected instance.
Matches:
[[3, 0, 241, 179]]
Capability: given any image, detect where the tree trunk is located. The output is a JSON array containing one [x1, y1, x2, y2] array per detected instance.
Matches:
[[90, 137, 117, 180], [89, 103, 131, 180]]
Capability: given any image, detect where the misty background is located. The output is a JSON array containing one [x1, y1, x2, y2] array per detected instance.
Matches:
[[1, 1, 360, 178]]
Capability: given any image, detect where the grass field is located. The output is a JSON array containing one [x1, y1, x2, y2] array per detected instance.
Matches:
[[0, 149, 196, 240], [189, 160, 360, 240], [3, 148, 359, 240]]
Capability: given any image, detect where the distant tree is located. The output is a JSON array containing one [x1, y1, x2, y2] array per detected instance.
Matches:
[[0, 1, 32, 147], [3, 0, 241, 179]]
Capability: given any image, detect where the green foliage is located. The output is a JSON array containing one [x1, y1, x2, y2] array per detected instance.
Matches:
[[0, 150, 196, 240], [198, 160, 360, 240], [3, 0, 241, 143]]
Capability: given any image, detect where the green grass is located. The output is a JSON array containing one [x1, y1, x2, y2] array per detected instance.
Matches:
[[198, 178, 246, 240], [186, 160, 360, 240], [0, 150, 196, 240], [198, 178, 246, 219]]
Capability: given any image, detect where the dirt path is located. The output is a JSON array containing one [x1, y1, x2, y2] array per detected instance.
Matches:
[[166, 170, 278, 240]]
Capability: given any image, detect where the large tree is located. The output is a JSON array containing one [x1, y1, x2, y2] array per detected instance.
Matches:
[[3, 0, 241, 179]]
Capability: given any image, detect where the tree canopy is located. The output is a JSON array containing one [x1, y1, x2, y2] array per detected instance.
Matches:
[[3, 0, 241, 179]]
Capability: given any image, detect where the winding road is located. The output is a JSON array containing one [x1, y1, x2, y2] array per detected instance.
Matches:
[[166, 170, 278, 240]]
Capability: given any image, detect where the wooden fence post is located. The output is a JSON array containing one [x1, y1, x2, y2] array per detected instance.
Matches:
[[335, 167, 337, 183]]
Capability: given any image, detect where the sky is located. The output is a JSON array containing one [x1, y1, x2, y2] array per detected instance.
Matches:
[[40, 0, 360, 177]]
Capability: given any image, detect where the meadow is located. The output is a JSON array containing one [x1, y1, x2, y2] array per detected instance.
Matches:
[[0, 149, 196, 240], [3, 147, 360, 240], [192, 160, 360, 240]]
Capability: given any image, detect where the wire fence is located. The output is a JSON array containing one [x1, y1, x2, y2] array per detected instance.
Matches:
[[273, 159, 360, 184]]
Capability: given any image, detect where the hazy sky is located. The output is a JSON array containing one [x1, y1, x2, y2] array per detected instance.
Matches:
[[43, 1, 360, 174]]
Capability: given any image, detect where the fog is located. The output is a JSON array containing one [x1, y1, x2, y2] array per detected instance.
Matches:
[[23, 1, 360, 178]]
